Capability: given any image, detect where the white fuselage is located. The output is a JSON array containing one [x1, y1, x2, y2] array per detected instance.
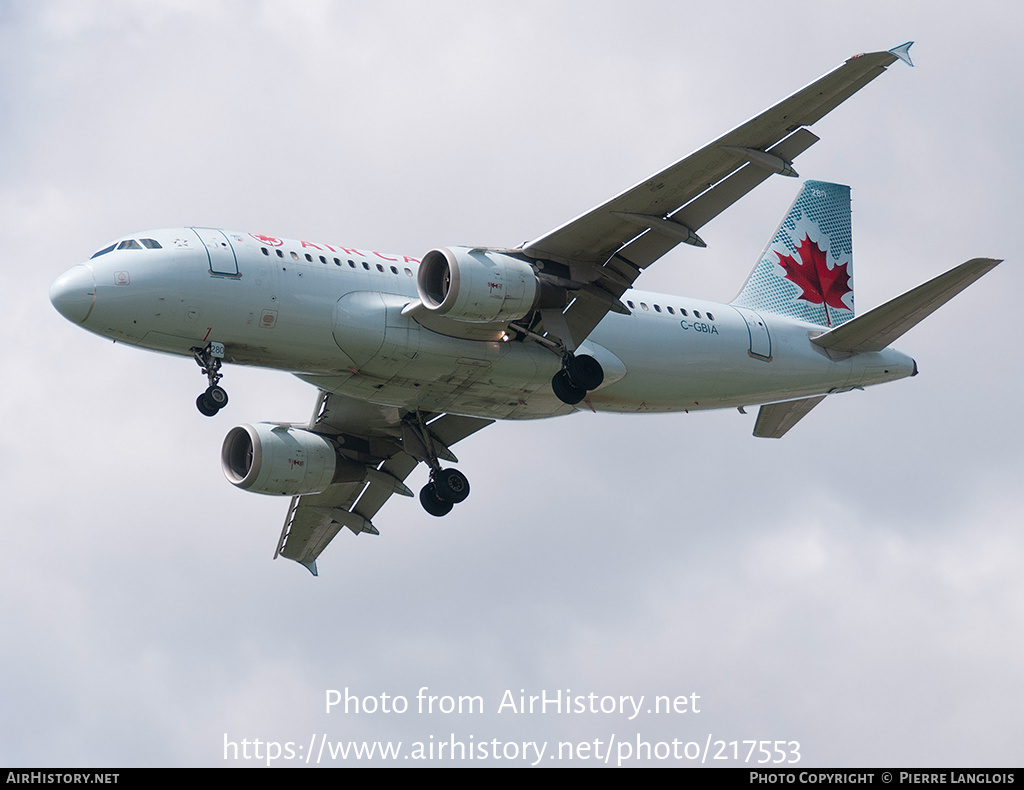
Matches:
[[51, 228, 917, 421]]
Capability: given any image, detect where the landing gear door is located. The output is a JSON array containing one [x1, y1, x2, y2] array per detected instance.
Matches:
[[191, 228, 239, 276]]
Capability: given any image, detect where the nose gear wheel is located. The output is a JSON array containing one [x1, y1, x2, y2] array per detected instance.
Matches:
[[192, 344, 228, 416]]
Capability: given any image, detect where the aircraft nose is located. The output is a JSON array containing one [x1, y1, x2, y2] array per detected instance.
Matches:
[[49, 264, 96, 324]]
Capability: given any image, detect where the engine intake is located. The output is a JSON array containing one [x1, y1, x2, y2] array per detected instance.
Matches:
[[221, 423, 365, 496], [417, 247, 565, 323]]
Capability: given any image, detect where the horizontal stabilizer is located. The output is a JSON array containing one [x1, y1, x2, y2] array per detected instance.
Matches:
[[811, 258, 1002, 353], [753, 395, 826, 438]]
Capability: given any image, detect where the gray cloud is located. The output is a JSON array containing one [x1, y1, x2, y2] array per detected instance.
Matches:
[[3, 0, 1021, 767]]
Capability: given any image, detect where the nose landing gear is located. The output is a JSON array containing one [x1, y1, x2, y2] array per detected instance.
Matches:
[[196, 385, 229, 416], [192, 343, 228, 416]]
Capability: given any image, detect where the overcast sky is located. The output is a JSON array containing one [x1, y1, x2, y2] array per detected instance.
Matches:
[[3, 0, 1022, 768]]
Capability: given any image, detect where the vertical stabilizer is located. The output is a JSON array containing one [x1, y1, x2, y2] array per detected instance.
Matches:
[[732, 181, 854, 327]]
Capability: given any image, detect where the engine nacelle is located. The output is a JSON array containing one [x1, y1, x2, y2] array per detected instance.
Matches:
[[417, 247, 563, 323], [221, 423, 364, 496]]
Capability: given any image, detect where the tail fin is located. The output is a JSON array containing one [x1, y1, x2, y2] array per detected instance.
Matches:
[[732, 180, 854, 327]]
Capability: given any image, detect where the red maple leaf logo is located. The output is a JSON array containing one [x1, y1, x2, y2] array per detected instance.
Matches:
[[775, 235, 851, 326], [249, 233, 283, 247]]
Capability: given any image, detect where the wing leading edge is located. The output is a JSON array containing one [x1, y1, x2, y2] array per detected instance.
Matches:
[[521, 44, 913, 350]]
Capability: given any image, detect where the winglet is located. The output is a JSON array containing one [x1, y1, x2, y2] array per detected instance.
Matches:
[[889, 41, 914, 67]]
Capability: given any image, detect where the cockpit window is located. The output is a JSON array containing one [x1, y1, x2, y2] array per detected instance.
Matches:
[[91, 237, 161, 258]]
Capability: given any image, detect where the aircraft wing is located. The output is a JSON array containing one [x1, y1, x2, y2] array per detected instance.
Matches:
[[274, 390, 492, 575], [521, 44, 912, 350]]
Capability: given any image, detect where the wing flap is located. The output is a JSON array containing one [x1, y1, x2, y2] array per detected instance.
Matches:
[[522, 49, 904, 269], [351, 454, 420, 521], [522, 47, 909, 352], [676, 128, 820, 232], [586, 128, 823, 286], [420, 413, 494, 454], [274, 394, 494, 575], [275, 482, 368, 575]]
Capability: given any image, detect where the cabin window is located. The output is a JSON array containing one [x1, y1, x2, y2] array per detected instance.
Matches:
[[694, 310, 701, 318], [627, 300, 635, 309], [654, 304, 662, 313], [707, 312, 715, 321], [276, 249, 284, 258], [261, 247, 269, 256], [404, 268, 413, 277], [640, 302, 649, 311], [305, 253, 313, 262], [667, 306, 675, 315], [390, 266, 398, 274], [290, 251, 299, 260], [679, 308, 687, 316], [362, 262, 370, 270]]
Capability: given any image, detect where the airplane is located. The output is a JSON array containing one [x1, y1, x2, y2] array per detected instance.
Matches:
[[49, 42, 1002, 576]]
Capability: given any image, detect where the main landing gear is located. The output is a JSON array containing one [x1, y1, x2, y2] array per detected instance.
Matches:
[[551, 353, 604, 405], [419, 468, 470, 517], [505, 321, 605, 406], [406, 412, 472, 518], [192, 343, 229, 417]]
